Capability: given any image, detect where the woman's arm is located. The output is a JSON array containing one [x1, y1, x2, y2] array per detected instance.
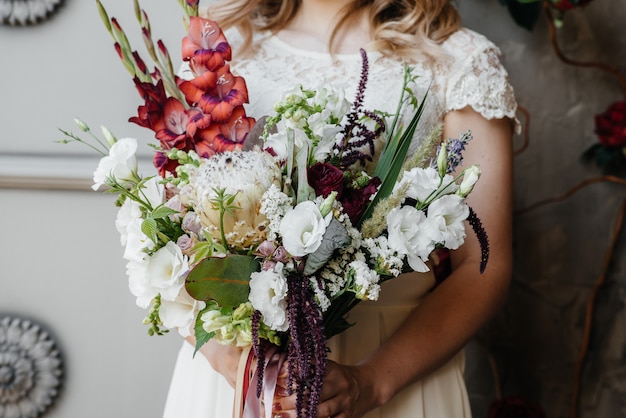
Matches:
[[274, 106, 514, 418]]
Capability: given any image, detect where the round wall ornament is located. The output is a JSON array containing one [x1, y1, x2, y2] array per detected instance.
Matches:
[[0, 0, 65, 26], [0, 316, 64, 417]]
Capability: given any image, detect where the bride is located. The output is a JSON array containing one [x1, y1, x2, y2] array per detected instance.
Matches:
[[164, 0, 517, 417]]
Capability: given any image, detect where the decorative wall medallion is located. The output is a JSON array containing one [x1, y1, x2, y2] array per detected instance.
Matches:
[[0, 0, 65, 26], [0, 316, 63, 417]]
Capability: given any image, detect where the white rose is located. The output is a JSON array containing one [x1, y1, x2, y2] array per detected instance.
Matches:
[[386, 206, 436, 272], [427, 194, 469, 250], [145, 241, 189, 302], [249, 263, 289, 332], [92, 137, 138, 190], [279, 201, 327, 256]]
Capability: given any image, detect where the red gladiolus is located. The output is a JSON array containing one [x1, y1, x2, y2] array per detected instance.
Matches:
[[193, 106, 254, 157], [182, 16, 231, 70], [595, 100, 626, 147], [154, 151, 180, 177], [181, 64, 249, 122], [130, 78, 169, 131], [308, 163, 345, 198], [154, 98, 194, 150]]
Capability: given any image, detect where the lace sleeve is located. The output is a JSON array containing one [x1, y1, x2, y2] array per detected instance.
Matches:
[[444, 32, 521, 134]]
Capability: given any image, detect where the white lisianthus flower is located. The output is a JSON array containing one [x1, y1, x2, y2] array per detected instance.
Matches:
[[126, 258, 153, 309], [427, 194, 470, 250], [280, 201, 327, 257], [187, 151, 282, 250], [116, 198, 142, 247], [249, 262, 289, 332], [457, 165, 481, 198], [92, 137, 139, 190], [160, 288, 206, 337], [123, 217, 154, 262], [145, 241, 189, 302], [394, 167, 458, 204], [386, 206, 436, 272], [141, 176, 165, 209]]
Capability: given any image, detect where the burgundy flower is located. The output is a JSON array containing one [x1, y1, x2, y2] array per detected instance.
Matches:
[[340, 177, 381, 224], [595, 100, 626, 147], [308, 162, 345, 198], [489, 396, 546, 418], [550, 0, 594, 11]]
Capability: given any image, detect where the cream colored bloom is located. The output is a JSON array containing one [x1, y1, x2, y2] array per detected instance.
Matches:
[[187, 151, 282, 251]]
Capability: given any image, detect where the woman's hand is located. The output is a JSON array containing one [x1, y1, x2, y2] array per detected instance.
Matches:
[[184, 335, 244, 389], [272, 360, 380, 418]]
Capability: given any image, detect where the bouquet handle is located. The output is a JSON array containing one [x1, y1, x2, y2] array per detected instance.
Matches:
[[233, 345, 253, 418]]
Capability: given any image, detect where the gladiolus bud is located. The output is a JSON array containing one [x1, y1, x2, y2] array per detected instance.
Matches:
[[457, 165, 481, 197], [436, 144, 448, 177], [74, 118, 89, 132], [101, 125, 117, 146]]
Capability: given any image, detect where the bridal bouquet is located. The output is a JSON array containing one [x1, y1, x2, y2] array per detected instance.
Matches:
[[61, 1, 488, 417]]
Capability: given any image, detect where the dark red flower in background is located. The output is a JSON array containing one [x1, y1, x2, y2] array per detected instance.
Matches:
[[595, 100, 626, 148], [308, 163, 345, 198], [489, 396, 546, 418], [549, 0, 595, 11]]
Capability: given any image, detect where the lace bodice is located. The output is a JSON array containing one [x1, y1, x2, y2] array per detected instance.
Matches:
[[201, 28, 519, 155]]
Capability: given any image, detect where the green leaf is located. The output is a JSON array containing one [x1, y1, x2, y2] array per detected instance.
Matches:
[[185, 254, 261, 308], [193, 307, 215, 355], [151, 205, 179, 219], [141, 218, 158, 244]]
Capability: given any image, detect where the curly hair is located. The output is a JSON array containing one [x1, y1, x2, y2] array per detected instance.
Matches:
[[204, 0, 461, 59]]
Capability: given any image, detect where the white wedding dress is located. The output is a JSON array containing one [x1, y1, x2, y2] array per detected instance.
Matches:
[[163, 27, 518, 418]]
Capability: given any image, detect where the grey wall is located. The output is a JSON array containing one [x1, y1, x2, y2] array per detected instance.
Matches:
[[1, 0, 624, 417], [458, 1, 626, 417]]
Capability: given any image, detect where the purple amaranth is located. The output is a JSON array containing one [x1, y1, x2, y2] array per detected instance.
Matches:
[[286, 272, 327, 418], [335, 49, 384, 168], [467, 206, 490, 274]]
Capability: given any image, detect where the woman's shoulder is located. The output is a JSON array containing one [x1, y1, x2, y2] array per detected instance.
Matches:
[[440, 27, 502, 63]]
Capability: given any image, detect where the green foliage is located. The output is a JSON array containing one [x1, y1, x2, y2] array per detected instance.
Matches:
[[186, 255, 261, 307]]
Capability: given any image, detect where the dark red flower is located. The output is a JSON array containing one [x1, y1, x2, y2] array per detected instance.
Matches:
[[129, 78, 168, 131], [550, 0, 594, 11], [595, 100, 626, 147], [489, 396, 546, 418], [154, 98, 194, 150], [340, 177, 381, 224], [308, 163, 345, 198]]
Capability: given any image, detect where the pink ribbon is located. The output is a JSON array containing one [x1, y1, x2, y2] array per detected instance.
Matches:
[[242, 346, 287, 418]]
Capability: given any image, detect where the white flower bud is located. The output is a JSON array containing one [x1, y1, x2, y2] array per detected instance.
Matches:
[[457, 165, 481, 197]]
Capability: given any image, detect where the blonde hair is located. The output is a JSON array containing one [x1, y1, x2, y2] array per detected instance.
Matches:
[[204, 0, 461, 59]]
